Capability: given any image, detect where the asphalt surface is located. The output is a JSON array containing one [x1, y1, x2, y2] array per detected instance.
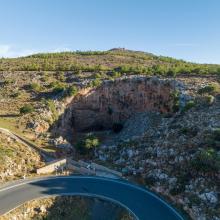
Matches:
[[0, 176, 184, 220]]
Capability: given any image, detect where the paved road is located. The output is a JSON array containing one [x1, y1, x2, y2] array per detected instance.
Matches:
[[0, 176, 184, 220]]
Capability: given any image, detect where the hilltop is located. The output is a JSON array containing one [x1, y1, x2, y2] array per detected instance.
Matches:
[[0, 49, 220, 75]]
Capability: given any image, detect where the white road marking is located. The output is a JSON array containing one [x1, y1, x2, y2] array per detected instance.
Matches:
[[0, 176, 184, 220]]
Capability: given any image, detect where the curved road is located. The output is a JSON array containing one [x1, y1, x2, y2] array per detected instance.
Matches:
[[0, 176, 184, 220]]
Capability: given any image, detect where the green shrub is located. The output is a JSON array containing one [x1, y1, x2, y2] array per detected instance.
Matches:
[[49, 81, 62, 88], [75, 135, 100, 154], [144, 176, 156, 186], [10, 91, 21, 98], [188, 195, 201, 207], [49, 82, 66, 94], [64, 86, 78, 97], [166, 69, 177, 77], [56, 71, 65, 81], [53, 85, 65, 94], [107, 106, 113, 115], [0, 147, 14, 160], [89, 78, 102, 87], [170, 172, 190, 195], [171, 91, 180, 112], [3, 79, 10, 85], [182, 100, 196, 112], [29, 83, 42, 92], [179, 127, 189, 135], [84, 135, 100, 150], [198, 83, 219, 95], [94, 73, 103, 79], [75, 69, 82, 75], [19, 104, 34, 114], [190, 148, 220, 173], [170, 184, 185, 196], [205, 128, 220, 150], [3, 79, 15, 85], [111, 71, 122, 78], [212, 128, 220, 141], [46, 99, 58, 121], [179, 127, 198, 137]]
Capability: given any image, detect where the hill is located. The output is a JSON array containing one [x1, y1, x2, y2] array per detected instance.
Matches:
[[0, 49, 219, 220], [0, 49, 220, 75]]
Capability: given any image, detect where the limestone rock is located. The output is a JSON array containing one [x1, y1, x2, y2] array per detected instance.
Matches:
[[199, 192, 218, 204]]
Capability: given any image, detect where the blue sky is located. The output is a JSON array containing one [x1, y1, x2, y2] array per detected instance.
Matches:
[[0, 0, 219, 63]]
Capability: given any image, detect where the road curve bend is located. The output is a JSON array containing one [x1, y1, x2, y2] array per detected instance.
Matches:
[[0, 176, 184, 220]]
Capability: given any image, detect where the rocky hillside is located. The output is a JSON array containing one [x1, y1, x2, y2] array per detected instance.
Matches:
[[0, 129, 43, 183], [0, 49, 220, 219], [94, 76, 220, 220]]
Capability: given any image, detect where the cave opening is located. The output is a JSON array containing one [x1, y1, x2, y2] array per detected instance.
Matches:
[[54, 76, 175, 143]]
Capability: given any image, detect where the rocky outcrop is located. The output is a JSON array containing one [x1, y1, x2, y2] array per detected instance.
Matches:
[[95, 86, 220, 220], [55, 76, 177, 139]]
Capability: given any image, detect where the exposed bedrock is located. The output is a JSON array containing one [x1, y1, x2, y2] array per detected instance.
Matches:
[[54, 76, 178, 139]]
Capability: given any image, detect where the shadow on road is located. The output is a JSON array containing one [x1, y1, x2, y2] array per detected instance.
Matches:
[[27, 177, 135, 220], [27, 177, 184, 220]]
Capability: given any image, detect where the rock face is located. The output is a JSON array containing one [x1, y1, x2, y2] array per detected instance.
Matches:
[[55, 76, 176, 139]]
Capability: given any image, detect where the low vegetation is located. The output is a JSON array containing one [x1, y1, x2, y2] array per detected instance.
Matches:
[[1, 49, 220, 76], [198, 83, 220, 95], [89, 78, 102, 87], [205, 128, 220, 150], [29, 82, 42, 92], [19, 104, 34, 115], [49, 81, 66, 95], [75, 134, 100, 154], [190, 148, 220, 173], [171, 90, 180, 112], [182, 100, 196, 112], [44, 99, 58, 121], [0, 131, 42, 183], [64, 85, 78, 97]]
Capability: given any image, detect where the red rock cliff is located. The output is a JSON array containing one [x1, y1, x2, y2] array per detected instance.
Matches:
[[55, 76, 175, 137]]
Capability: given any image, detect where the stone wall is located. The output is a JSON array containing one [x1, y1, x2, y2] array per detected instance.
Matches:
[[36, 159, 67, 174]]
